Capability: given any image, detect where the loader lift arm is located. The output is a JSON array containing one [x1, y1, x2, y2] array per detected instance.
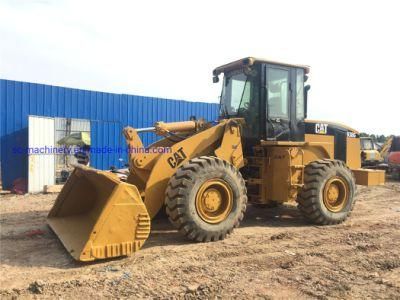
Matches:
[[125, 119, 244, 218]]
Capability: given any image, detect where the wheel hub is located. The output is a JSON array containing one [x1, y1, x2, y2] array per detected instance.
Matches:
[[323, 176, 349, 212], [327, 184, 339, 202], [202, 189, 222, 212], [195, 179, 233, 224]]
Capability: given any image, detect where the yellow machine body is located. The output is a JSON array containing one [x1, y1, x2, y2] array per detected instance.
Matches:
[[47, 57, 386, 262], [48, 117, 384, 261], [246, 123, 385, 205]]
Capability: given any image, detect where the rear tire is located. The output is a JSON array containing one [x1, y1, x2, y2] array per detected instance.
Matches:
[[297, 159, 356, 225], [165, 156, 247, 242]]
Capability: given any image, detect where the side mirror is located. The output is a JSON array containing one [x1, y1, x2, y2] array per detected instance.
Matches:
[[213, 76, 219, 83], [304, 85, 311, 118]]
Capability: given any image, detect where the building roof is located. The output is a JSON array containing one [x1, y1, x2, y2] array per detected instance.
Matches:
[[213, 57, 310, 76]]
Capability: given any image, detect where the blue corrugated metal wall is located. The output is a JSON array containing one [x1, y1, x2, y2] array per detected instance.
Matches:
[[0, 79, 219, 189]]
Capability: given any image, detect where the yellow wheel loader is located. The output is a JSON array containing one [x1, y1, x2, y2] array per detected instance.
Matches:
[[47, 57, 385, 261]]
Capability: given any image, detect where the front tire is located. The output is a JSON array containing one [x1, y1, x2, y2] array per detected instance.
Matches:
[[165, 156, 247, 242], [297, 159, 356, 225]]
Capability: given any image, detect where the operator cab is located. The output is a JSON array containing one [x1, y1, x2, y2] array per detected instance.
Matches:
[[213, 57, 310, 146], [360, 137, 375, 151]]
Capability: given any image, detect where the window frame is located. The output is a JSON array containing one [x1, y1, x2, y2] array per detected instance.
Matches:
[[295, 68, 305, 120]]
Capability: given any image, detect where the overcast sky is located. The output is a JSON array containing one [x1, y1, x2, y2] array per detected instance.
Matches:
[[0, 0, 399, 135]]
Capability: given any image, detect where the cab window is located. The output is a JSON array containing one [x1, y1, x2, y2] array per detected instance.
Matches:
[[267, 68, 289, 119]]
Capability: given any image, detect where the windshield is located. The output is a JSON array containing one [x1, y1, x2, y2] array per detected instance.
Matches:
[[218, 66, 260, 140], [220, 69, 252, 116]]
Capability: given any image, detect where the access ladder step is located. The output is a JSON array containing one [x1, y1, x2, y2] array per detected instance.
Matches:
[[247, 178, 263, 185]]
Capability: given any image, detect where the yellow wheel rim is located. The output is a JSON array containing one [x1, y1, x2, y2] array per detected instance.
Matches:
[[323, 176, 349, 212], [195, 179, 233, 224]]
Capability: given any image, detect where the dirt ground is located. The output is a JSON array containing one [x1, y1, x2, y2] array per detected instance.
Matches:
[[1, 180, 399, 299]]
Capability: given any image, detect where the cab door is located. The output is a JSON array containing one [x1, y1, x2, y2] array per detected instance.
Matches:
[[265, 65, 291, 141], [264, 65, 305, 141]]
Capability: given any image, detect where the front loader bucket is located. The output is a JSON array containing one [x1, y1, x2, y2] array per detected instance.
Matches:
[[47, 167, 150, 262]]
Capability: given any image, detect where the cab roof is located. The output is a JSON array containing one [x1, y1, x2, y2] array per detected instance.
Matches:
[[213, 57, 310, 76]]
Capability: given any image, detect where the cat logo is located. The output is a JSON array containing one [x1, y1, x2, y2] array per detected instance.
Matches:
[[315, 123, 328, 134], [167, 147, 187, 168]]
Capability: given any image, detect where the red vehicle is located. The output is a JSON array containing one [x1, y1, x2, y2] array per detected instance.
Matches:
[[388, 136, 400, 179]]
